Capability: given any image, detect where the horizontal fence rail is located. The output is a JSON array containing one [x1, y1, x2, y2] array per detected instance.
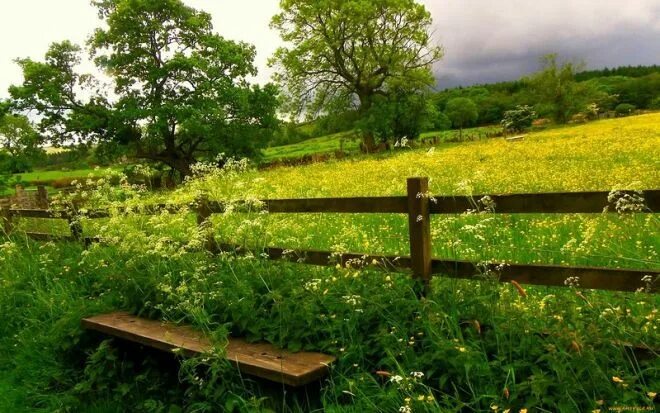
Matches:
[[431, 260, 656, 292], [1, 178, 658, 294], [429, 190, 660, 214], [204, 197, 411, 214], [217, 244, 656, 293], [204, 190, 660, 215], [8, 190, 658, 218]]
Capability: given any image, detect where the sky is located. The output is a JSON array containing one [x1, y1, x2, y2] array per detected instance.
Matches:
[[0, 0, 658, 98]]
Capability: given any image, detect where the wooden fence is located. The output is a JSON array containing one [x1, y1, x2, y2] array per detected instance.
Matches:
[[0, 185, 49, 210], [1, 177, 658, 294]]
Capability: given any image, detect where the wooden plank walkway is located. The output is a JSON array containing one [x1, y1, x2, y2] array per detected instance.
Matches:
[[82, 312, 335, 387]]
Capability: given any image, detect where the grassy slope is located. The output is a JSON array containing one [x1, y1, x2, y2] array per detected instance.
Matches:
[[242, 114, 660, 198], [2, 167, 123, 196], [19, 114, 660, 267], [261, 125, 501, 162], [262, 131, 360, 161], [14, 168, 110, 182], [175, 114, 660, 270]]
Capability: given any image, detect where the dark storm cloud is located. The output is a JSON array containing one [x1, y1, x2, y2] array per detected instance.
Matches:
[[422, 0, 660, 88]]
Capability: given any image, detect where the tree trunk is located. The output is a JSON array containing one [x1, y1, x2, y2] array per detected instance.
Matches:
[[136, 151, 193, 180], [362, 134, 377, 153], [357, 91, 378, 153], [171, 157, 193, 178]]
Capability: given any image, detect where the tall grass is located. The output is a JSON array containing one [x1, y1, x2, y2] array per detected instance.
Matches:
[[1, 114, 658, 412]]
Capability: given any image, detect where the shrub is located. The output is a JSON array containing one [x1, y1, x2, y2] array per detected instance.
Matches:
[[584, 103, 600, 120], [432, 112, 452, 131], [356, 90, 436, 142], [532, 118, 552, 128], [570, 113, 588, 124], [615, 103, 636, 116], [649, 96, 660, 109], [50, 177, 100, 189], [501, 105, 537, 133]]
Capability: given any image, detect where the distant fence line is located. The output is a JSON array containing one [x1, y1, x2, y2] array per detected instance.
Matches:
[[1, 177, 658, 294], [0, 185, 49, 210]]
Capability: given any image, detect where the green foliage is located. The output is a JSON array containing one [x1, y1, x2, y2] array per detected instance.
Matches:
[[444, 97, 478, 133], [9, 0, 279, 178], [91, 141, 130, 167], [615, 103, 636, 116], [650, 96, 660, 109], [270, 0, 443, 145], [268, 122, 314, 147], [0, 100, 10, 118], [356, 89, 436, 141], [528, 54, 599, 123], [10, 41, 113, 145], [433, 82, 523, 126], [89, 0, 280, 176], [0, 173, 9, 194], [29, 145, 94, 172], [501, 105, 537, 133], [431, 111, 452, 131], [575, 64, 660, 81], [433, 64, 659, 129], [314, 111, 361, 137], [0, 114, 45, 173], [613, 72, 660, 108]]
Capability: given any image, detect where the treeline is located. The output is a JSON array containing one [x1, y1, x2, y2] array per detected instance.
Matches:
[[575, 65, 660, 81], [434, 68, 660, 127], [278, 63, 660, 145]]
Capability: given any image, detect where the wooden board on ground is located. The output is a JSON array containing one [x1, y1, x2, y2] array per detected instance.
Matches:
[[81, 312, 335, 387]]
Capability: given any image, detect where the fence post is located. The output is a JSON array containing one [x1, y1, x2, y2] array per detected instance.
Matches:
[[68, 214, 83, 241], [407, 177, 432, 295], [1, 207, 13, 236], [195, 194, 217, 253], [37, 185, 48, 209]]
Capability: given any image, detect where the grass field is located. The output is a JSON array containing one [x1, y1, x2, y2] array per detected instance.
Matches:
[[261, 125, 501, 162], [244, 115, 659, 198], [13, 168, 111, 182], [182, 114, 660, 266], [262, 131, 360, 161], [1, 114, 659, 412]]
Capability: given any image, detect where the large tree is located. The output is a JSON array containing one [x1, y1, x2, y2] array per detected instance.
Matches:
[[270, 0, 443, 148], [10, 0, 279, 177], [445, 97, 478, 139], [530, 54, 594, 124]]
